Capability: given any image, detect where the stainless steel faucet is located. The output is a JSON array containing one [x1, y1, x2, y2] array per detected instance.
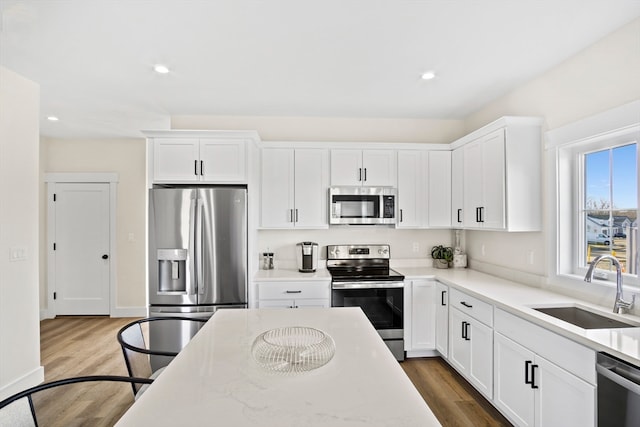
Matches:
[[584, 254, 635, 314]]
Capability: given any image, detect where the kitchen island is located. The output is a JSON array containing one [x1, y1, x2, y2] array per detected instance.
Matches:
[[115, 307, 440, 426]]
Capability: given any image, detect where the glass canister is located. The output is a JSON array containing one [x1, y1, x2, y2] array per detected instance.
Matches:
[[262, 252, 274, 270]]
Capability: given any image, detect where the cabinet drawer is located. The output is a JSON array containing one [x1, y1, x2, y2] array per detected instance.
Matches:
[[449, 288, 493, 327], [495, 308, 596, 385], [258, 282, 330, 300]]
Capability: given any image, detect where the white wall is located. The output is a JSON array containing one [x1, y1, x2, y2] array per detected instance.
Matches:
[[0, 67, 44, 399], [40, 138, 147, 315], [461, 18, 640, 295], [172, 115, 465, 144]]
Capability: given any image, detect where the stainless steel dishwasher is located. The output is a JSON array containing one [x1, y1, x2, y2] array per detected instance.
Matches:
[[597, 352, 640, 426]]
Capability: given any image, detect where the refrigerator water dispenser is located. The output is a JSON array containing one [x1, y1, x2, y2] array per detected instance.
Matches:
[[157, 249, 188, 294]]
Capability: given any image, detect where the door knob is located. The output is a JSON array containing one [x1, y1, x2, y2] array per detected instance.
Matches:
[[102, 254, 109, 259]]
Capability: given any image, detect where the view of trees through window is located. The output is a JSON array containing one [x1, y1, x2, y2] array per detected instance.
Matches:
[[583, 143, 637, 273]]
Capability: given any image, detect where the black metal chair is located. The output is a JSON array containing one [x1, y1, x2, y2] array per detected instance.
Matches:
[[0, 375, 152, 427], [116, 316, 207, 395]]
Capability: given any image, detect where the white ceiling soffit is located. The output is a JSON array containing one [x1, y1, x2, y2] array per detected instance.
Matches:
[[1, 0, 639, 139]]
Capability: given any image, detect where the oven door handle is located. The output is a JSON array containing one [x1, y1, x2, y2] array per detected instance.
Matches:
[[332, 281, 405, 289], [597, 363, 640, 395]]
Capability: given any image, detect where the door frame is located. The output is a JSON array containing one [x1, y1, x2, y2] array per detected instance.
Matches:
[[44, 173, 118, 318]]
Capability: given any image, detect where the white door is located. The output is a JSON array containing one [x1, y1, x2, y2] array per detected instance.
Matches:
[[330, 149, 363, 186], [494, 332, 535, 427], [535, 356, 596, 427], [260, 148, 295, 228], [294, 149, 329, 228], [480, 129, 506, 230], [409, 280, 436, 350], [448, 307, 470, 374], [362, 150, 397, 186], [435, 282, 449, 357], [427, 150, 452, 227], [153, 137, 200, 182], [397, 151, 423, 228], [199, 139, 246, 183], [468, 319, 494, 398], [463, 139, 484, 228], [53, 183, 110, 314], [451, 147, 464, 227]]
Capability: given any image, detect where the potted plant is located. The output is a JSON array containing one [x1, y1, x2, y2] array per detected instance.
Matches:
[[431, 245, 453, 269]]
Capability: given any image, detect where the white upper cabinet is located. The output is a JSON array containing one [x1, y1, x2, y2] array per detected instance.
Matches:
[[199, 139, 247, 183], [427, 150, 451, 228], [397, 150, 451, 229], [462, 129, 506, 229], [451, 147, 464, 227], [454, 116, 542, 232], [147, 131, 256, 184], [330, 149, 396, 187], [260, 148, 329, 229], [397, 151, 425, 228], [153, 138, 201, 182]]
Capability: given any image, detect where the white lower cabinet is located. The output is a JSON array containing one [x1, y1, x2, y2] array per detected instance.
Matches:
[[257, 281, 330, 308], [449, 306, 493, 399], [493, 309, 595, 427], [404, 280, 437, 356], [448, 288, 494, 398], [435, 282, 449, 358]]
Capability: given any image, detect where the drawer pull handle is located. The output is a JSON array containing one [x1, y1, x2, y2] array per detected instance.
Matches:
[[286, 290, 302, 294], [460, 301, 473, 308]]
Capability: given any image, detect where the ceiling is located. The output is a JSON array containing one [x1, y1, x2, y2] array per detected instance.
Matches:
[[1, 0, 639, 139]]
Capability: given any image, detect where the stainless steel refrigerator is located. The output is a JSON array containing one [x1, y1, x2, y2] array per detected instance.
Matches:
[[148, 185, 247, 369]]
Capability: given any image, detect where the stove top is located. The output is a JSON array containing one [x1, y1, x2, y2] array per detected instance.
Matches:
[[326, 244, 404, 283]]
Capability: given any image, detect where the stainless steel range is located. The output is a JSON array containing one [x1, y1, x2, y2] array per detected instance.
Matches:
[[327, 244, 405, 361]]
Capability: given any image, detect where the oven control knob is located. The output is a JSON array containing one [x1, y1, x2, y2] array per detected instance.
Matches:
[[378, 248, 388, 255]]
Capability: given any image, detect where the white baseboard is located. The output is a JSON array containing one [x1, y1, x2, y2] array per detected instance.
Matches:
[[40, 309, 55, 320], [110, 306, 148, 318], [0, 366, 44, 401]]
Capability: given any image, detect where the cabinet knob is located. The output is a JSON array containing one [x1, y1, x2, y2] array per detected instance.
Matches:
[[102, 254, 109, 260]]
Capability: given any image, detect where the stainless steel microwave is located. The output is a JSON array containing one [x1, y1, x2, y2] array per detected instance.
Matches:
[[329, 187, 397, 225]]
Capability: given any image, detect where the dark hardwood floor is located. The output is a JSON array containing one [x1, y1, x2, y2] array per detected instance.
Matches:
[[37, 316, 511, 426]]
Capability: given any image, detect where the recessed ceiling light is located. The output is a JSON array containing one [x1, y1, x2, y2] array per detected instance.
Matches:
[[47, 116, 59, 121], [421, 71, 436, 80], [154, 64, 170, 74]]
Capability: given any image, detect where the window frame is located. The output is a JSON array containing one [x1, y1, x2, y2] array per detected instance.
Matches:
[[546, 101, 640, 291]]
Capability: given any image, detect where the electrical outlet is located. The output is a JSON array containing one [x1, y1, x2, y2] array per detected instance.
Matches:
[[528, 250, 535, 265], [481, 244, 486, 256], [412, 242, 419, 253]]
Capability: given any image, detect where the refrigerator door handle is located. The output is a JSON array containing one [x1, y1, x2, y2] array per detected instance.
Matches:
[[195, 197, 205, 295], [188, 197, 197, 296]]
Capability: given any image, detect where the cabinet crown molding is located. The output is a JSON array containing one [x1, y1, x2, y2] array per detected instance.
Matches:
[[142, 129, 261, 142]]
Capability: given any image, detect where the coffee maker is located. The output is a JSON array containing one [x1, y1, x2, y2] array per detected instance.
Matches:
[[296, 242, 318, 272]]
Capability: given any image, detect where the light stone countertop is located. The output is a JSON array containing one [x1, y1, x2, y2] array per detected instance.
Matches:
[[253, 266, 640, 366], [115, 307, 441, 427], [400, 267, 640, 366], [254, 267, 331, 281]]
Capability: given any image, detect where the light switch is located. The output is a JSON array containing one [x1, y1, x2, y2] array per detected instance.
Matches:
[[9, 247, 27, 262]]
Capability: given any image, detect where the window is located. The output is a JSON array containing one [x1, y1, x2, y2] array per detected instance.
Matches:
[[582, 143, 637, 273], [547, 101, 640, 287]]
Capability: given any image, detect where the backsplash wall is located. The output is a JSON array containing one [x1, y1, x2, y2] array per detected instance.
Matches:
[[258, 228, 454, 269]]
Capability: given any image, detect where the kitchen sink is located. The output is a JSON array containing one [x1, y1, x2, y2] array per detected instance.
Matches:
[[532, 306, 638, 329]]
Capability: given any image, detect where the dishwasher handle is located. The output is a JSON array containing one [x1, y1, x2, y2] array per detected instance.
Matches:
[[597, 363, 640, 395]]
